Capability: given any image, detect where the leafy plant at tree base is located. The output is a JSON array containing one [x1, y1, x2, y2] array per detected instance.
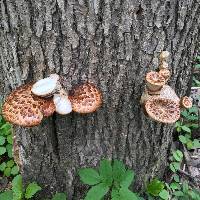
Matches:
[[0, 175, 42, 200], [79, 159, 141, 200]]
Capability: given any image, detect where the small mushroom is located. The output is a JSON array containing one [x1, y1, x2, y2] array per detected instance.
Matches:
[[53, 90, 72, 115], [145, 97, 180, 124], [180, 96, 193, 109], [160, 51, 170, 61], [31, 74, 61, 97], [146, 71, 166, 93], [2, 83, 55, 127], [69, 82, 102, 113], [159, 69, 171, 81]]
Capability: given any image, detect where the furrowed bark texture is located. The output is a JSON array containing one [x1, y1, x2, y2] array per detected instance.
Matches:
[[0, 0, 200, 199]]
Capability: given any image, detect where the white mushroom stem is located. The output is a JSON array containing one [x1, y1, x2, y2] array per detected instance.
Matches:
[[31, 74, 61, 97], [53, 90, 72, 115]]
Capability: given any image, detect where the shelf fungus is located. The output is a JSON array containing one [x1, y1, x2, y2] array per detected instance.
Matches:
[[2, 83, 55, 127], [69, 82, 102, 114], [141, 51, 192, 124]]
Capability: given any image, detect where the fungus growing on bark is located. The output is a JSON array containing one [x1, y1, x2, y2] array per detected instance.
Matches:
[[53, 90, 72, 115], [69, 82, 102, 113], [180, 96, 193, 109], [145, 97, 180, 124], [2, 83, 55, 127], [159, 69, 171, 81], [160, 51, 170, 61], [146, 71, 166, 93], [31, 74, 61, 97]]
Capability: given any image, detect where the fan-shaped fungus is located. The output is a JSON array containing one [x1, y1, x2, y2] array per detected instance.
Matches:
[[159, 69, 171, 82], [69, 82, 102, 113], [145, 97, 180, 124], [180, 96, 193, 109], [2, 83, 55, 127]]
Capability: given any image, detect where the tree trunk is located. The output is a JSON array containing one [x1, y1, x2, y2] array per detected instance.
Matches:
[[0, 0, 199, 199]]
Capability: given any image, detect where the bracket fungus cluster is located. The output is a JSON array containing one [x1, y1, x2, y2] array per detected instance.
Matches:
[[141, 51, 193, 124], [2, 74, 102, 127]]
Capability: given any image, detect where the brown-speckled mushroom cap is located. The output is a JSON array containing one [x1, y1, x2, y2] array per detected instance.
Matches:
[[159, 69, 171, 81], [2, 83, 55, 127], [180, 96, 193, 109], [146, 71, 166, 92], [145, 97, 180, 124], [69, 82, 102, 113]]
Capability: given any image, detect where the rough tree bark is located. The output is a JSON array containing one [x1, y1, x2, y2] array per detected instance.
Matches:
[[0, 0, 200, 199]]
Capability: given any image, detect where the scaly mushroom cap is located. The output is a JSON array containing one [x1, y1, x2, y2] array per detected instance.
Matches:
[[145, 97, 180, 124], [69, 82, 102, 113], [159, 69, 171, 81], [2, 83, 55, 127], [146, 71, 166, 92], [31, 74, 60, 97], [181, 96, 193, 109]]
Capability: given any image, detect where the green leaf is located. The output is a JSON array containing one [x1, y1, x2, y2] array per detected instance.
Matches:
[[99, 159, 113, 186], [0, 123, 12, 135], [179, 135, 187, 144], [84, 183, 109, 200], [0, 147, 6, 155], [11, 166, 19, 175], [52, 192, 67, 200], [79, 168, 101, 185], [12, 175, 23, 200], [111, 188, 120, 199], [7, 160, 14, 168], [0, 136, 6, 145], [169, 163, 176, 173], [171, 162, 180, 171], [192, 139, 200, 149], [0, 190, 13, 200], [113, 160, 126, 183], [0, 162, 6, 171], [182, 181, 189, 193], [120, 170, 134, 188], [172, 151, 182, 162], [6, 144, 13, 158], [173, 175, 180, 183], [186, 140, 193, 150], [173, 191, 184, 196], [118, 187, 138, 200], [147, 179, 164, 196], [181, 126, 191, 133], [25, 182, 42, 199], [159, 189, 170, 200], [4, 167, 11, 177], [170, 182, 181, 191], [7, 135, 13, 144]]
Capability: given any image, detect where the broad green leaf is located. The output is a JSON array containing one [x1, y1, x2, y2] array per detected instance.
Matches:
[[147, 179, 164, 196], [182, 181, 189, 193], [4, 167, 11, 177], [99, 159, 113, 186], [0, 190, 13, 200], [118, 187, 138, 200], [178, 135, 187, 144], [120, 170, 134, 188], [11, 166, 19, 175], [169, 163, 176, 173], [0, 136, 5, 145], [79, 168, 101, 185], [0, 162, 6, 171], [7, 135, 13, 144], [0, 123, 12, 135], [173, 175, 180, 183], [171, 162, 180, 171], [181, 126, 191, 133], [6, 144, 12, 158], [111, 188, 119, 199], [25, 182, 42, 199], [84, 183, 109, 200], [170, 182, 181, 191], [113, 160, 126, 183], [186, 141, 193, 150], [192, 139, 200, 149], [173, 191, 184, 196], [12, 175, 23, 200], [7, 160, 14, 168], [159, 189, 170, 200], [52, 192, 67, 200], [0, 147, 6, 155], [172, 151, 182, 162]]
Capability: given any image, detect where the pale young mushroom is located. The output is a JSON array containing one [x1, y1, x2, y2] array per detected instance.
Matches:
[[2, 83, 55, 127], [146, 71, 166, 93], [180, 96, 193, 109], [53, 89, 72, 115], [69, 82, 102, 114], [31, 74, 61, 97], [160, 51, 170, 61], [145, 97, 180, 124]]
